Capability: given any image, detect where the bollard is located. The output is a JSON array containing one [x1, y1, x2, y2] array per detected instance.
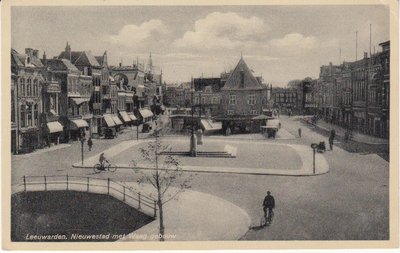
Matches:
[[23, 176, 26, 192], [123, 186, 126, 201], [66, 174, 69, 191], [153, 200, 157, 218], [44, 176, 47, 191], [107, 178, 110, 195], [138, 193, 141, 209], [87, 177, 89, 192]]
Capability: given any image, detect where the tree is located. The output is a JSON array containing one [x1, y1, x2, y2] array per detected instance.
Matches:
[[132, 118, 192, 241]]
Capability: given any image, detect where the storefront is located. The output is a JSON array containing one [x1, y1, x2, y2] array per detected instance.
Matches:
[[69, 119, 89, 140], [112, 115, 123, 132], [138, 109, 154, 123], [119, 111, 132, 126], [103, 114, 116, 138], [46, 121, 63, 146]]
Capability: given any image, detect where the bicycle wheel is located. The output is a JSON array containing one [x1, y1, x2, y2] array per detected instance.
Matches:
[[268, 210, 274, 224], [93, 164, 102, 173], [260, 216, 266, 227], [108, 164, 117, 172]]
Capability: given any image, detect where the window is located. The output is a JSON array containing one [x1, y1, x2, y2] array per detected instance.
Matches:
[[194, 96, 199, 104], [240, 70, 245, 87], [33, 80, 38, 96], [20, 78, 25, 96], [229, 95, 237, 105], [248, 95, 256, 105], [251, 110, 258, 115], [27, 79, 32, 96], [20, 104, 26, 127], [227, 110, 234, 115], [34, 104, 39, 126], [212, 97, 218, 104], [26, 104, 33, 127], [201, 96, 206, 104]]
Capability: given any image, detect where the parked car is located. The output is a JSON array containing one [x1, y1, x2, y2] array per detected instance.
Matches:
[[142, 122, 152, 133], [262, 119, 281, 139]]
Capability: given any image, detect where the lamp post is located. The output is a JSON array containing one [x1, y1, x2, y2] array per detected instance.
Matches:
[[199, 91, 202, 123], [189, 79, 197, 157], [310, 143, 318, 174], [80, 137, 86, 166]]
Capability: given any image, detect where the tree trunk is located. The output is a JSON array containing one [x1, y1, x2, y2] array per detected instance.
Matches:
[[158, 198, 165, 241]]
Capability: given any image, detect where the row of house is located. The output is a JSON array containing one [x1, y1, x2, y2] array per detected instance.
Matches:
[[315, 41, 390, 139], [163, 57, 273, 133], [11, 44, 162, 154], [270, 40, 390, 139]]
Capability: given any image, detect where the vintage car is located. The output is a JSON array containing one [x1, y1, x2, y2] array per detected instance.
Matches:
[[261, 119, 281, 138]]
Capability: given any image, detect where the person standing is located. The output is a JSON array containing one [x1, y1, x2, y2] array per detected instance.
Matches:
[[87, 137, 93, 151], [329, 130, 335, 151], [298, 127, 302, 138]]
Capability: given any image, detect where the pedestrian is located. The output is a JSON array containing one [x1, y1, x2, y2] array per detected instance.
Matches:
[[298, 127, 302, 138], [87, 137, 93, 151], [329, 131, 335, 151], [263, 191, 275, 225]]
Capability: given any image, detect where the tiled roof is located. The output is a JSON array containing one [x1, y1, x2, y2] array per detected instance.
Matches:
[[222, 57, 264, 91], [11, 48, 44, 68], [59, 51, 100, 67], [47, 59, 79, 72]]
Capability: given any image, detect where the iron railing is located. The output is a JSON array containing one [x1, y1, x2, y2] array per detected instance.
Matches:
[[14, 175, 157, 218]]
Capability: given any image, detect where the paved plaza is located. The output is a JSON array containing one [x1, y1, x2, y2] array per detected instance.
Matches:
[[11, 116, 389, 240]]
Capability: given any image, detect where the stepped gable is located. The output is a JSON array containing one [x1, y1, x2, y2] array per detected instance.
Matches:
[[221, 57, 264, 91], [59, 51, 100, 67]]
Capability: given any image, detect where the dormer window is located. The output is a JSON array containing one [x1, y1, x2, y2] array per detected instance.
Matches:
[[240, 70, 245, 87]]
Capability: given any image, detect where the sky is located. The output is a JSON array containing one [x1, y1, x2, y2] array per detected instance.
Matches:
[[11, 5, 389, 86]]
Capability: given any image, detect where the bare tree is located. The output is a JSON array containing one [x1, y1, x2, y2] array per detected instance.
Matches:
[[132, 118, 192, 241]]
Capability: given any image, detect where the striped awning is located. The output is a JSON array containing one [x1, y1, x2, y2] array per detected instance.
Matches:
[[129, 113, 137, 121], [139, 109, 154, 119], [47, 121, 63, 133], [119, 111, 132, 123], [112, 116, 123, 125], [103, 115, 116, 127], [70, 119, 88, 129]]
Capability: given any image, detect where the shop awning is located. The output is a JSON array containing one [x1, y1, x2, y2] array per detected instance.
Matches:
[[139, 109, 154, 119], [119, 111, 132, 123], [70, 97, 90, 105], [112, 116, 123, 125], [70, 119, 89, 129], [103, 115, 116, 127], [47, 121, 63, 133], [129, 113, 137, 121]]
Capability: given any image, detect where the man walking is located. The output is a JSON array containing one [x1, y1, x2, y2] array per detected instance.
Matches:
[[87, 137, 93, 151], [329, 129, 335, 151], [298, 127, 302, 138]]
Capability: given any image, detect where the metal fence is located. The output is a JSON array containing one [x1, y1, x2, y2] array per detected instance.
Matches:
[[13, 175, 157, 218]]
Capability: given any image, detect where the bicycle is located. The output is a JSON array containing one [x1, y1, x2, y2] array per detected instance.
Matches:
[[93, 162, 117, 173], [260, 208, 274, 227]]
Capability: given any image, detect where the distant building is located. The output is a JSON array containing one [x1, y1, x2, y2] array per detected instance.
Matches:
[[218, 57, 272, 133], [11, 48, 46, 153]]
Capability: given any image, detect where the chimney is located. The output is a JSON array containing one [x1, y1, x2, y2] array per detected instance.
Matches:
[[33, 49, 39, 58], [25, 48, 34, 56], [42, 51, 47, 65], [364, 52, 368, 59], [119, 62, 122, 67], [65, 41, 71, 60]]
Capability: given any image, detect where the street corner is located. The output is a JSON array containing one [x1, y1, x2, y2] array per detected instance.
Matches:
[[288, 144, 330, 176], [121, 184, 251, 241]]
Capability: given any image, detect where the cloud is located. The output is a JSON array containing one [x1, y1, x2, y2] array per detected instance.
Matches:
[[173, 12, 269, 51], [109, 19, 168, 47], [269, 33, 319, 56]]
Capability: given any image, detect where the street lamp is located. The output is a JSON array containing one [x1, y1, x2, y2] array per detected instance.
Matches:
[[190, 85, 197, 157], [80, 137, 86, 166], [310, 143, 318, 174]]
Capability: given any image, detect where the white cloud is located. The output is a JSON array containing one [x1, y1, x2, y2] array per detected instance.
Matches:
[[109, 19, 168, 47], [173, 12, 269, 51], [269, 33, 319, 56]]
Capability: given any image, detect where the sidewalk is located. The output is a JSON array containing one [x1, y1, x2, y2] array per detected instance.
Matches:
[[119, 183, 251, 241], [12, 143, 71, 160], [303, 117, 388, 145], [73, 138, 329, 176]]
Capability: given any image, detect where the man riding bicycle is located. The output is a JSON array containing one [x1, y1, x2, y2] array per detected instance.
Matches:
[[263, 191, 275, 223], [98, 153, 110, 170]]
